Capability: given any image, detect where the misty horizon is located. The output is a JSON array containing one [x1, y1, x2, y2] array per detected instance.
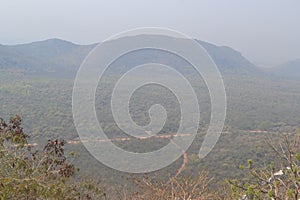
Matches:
[[1, 36, 298, 69], [1, 0, 300, 67]]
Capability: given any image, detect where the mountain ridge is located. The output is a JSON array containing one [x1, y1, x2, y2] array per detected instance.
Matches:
[[268, 58, 300, 79], [0, 37, 263, 77]]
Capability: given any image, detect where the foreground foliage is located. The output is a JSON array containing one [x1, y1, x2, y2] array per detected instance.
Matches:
[[1, 115, 300, 199], [228, 131, 300, 199], [0, 115, 104, 200], [128, 172, 218, 200]]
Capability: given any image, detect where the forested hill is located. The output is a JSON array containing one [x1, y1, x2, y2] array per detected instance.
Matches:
[[197, 40, 261, 75], [0, 37, 262, 77], [0, 39, 95, 76], [268, 58, 300, 79]]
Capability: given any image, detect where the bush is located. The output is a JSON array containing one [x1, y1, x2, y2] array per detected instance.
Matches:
[[0, 115, 105, 200], [228, 130, 300, 200]]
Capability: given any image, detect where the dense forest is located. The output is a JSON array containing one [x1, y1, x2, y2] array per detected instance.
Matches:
[[1, 38, 300, 199], [1, 115, 300, 199]]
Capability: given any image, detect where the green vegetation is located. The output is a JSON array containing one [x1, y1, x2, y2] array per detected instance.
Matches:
[[1, 37, 300, 198], [228, 131, 300, 199], [0, 70, 300, 187], [0, 115, 104, 199], [1, 115, 300, 199]]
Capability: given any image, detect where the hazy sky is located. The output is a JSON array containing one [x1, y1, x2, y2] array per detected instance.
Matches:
[[1, 0, 299, 67]]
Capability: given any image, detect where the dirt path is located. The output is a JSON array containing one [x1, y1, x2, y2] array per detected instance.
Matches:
[[67, 133, 191, 176], [175, 151, 188, 177], [29, 129, 285, 175], [166, 138, 189, 177], [67, 133, 192, 144]]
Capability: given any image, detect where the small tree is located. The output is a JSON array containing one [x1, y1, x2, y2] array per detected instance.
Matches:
[[228, 130, 300, 200], [0, 115, 105, 199]]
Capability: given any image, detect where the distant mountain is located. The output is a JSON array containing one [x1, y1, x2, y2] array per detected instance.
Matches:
[[197, 40, 261, 75], [0, 39, 95, 76], [0, 37, 262, 77], [269, 59, 300, 79]]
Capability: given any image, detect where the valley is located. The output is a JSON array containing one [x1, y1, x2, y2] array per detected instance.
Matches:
[[0, 38, 299, 188]]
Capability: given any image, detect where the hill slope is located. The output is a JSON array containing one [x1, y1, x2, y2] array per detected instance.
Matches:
[[0, 37, 261, 77], [269, 59, 300, 78], [0, 39, 95, 76]]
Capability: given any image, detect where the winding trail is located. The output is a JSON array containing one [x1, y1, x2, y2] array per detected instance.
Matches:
[[28, 129, 287, 175], [67, 133, 191, 176], [175, 151, 188, 177], [67, 133, 192, 144]]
